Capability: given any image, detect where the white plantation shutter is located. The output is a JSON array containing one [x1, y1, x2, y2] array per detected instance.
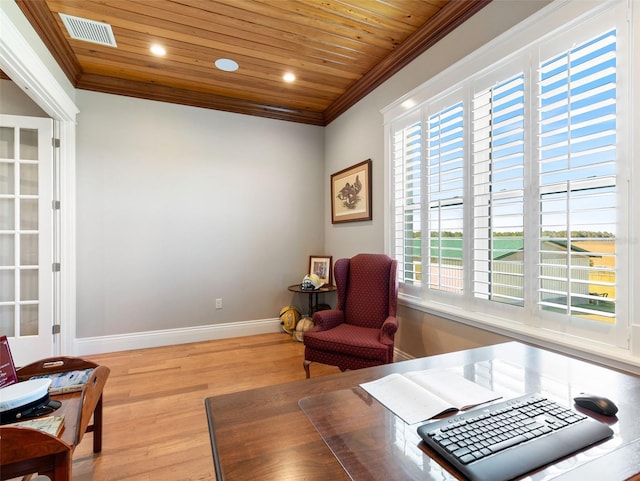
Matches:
[[472, 74, 526, 306], [392, 115, 422, 286], [427, 102, 464, 294], [538, 29, 617, 322]]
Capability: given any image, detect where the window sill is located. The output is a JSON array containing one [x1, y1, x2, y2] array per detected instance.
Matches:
[[399, 293, 640, 375]]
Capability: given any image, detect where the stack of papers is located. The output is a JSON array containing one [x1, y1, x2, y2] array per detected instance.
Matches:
[[12, 414, 65, 436], [360, 369, 501, 424]]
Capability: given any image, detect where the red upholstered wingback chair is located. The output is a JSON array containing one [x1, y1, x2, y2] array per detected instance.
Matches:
[[302, 253, 398, 378]]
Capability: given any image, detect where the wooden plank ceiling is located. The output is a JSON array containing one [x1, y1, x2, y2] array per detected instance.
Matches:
[[15, 0, 490, 125]]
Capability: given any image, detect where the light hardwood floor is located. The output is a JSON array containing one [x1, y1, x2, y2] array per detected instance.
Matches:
[[70, 333, 340, 481]]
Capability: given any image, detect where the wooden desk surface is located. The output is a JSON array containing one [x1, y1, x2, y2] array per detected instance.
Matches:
[[205, 341, 640, 481]]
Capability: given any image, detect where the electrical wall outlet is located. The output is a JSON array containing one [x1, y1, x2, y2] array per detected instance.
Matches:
[[216, 298, 223, 309]]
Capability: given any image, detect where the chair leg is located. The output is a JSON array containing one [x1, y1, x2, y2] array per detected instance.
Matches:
[[303, 360, 311, 379], [93, 395, 104, 453]]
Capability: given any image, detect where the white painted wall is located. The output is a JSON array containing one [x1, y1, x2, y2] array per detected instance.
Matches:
[[76, 91, 325, 338], [74, 0, 549, 346], [0, 79, 48, 117]]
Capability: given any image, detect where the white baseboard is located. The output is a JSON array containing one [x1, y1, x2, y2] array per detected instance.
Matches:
[[73, 318, 283, 356], [394, 348, 414, 362], [73, 319, 418, 362]]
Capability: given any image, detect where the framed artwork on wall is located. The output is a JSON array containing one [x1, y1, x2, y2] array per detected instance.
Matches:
[[309, 255, 332, 286], [331, 159, 372, 224]]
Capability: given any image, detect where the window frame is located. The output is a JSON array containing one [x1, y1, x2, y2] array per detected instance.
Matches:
[[383, 0, 637, 369]]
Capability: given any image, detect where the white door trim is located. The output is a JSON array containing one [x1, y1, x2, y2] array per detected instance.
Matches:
[[1, 5, 78, 356]]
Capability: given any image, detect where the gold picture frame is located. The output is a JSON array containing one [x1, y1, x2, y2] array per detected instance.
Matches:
[[331, 159, 372, 224], [309, 255, 332, 286]]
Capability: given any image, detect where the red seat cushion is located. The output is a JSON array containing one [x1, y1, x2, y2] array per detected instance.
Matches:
[[303, 324, 388, 362]]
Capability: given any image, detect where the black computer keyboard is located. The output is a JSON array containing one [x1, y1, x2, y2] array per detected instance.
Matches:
[[417, 393, 613, 481]]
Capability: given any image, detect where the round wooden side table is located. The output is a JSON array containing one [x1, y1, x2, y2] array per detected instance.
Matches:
[[287, 284, 336, 316]]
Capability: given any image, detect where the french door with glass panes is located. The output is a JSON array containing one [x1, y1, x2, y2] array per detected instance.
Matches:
[[0, 114, 55, 365]]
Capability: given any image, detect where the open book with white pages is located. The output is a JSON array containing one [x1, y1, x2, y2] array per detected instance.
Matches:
[[359, 369, 502, 425]]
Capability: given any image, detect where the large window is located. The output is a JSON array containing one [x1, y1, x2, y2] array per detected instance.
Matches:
[[386, 1, 631, 352]]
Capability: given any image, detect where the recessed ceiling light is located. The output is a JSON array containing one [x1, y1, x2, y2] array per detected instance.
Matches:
[[150, 44, 166, 56], [283, 72, 296, 83], [215, 58, 239, 72]]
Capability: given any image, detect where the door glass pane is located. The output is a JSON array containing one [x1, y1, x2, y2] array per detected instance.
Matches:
[[0, 270, 14, 302], [0, 234, 15, 266], [20, 305, 38, 336], [20, 234, 38, 265], [0, 116, 52, 351], [20, 163, 38, 195], [20, 269, 38, 301], [0, 199, 14, 229], [0, 162, 14, 194], [0, 306, 15, 337], [19, 128, 38, 161], [20, 198, 38, 230], [0, 127, 14, 158]]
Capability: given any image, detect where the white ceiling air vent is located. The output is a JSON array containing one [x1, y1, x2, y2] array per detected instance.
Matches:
[[59, 13, 117, 47]]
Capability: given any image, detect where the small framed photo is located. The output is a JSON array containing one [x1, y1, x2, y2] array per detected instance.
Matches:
[[331, 159, 372, 224], [309, 255, 332, 286]]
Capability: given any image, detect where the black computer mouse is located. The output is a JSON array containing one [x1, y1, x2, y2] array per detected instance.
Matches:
[[574, 393, 618, 416]]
